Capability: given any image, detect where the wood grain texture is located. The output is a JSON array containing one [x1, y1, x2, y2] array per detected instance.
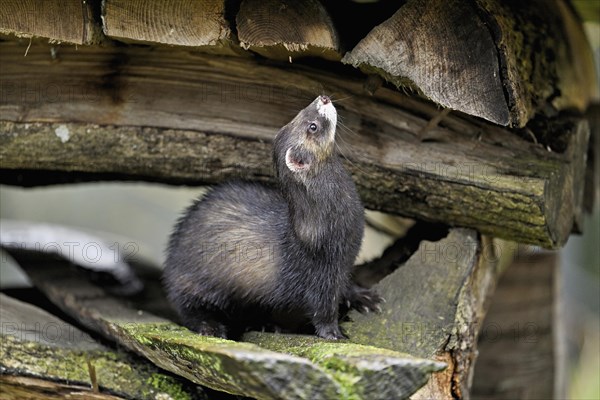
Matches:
[[346, 231, 518, 399], [101, 0, 237, 53], [342, 0, 510, 126], [471, 251, 562, 399], [237, 0, 340, 61], [0, 0, 103, 45], [0, 376, 124, 400], [0, 41, 589, 248], [343, 0, 596, 127]]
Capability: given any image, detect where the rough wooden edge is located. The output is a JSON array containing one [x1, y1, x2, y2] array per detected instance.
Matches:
[[100, 0, 242, 56], [341, 0, 510, 126], [338, 229, 518, 399], [0, 375, 125, 400], [0, 0, 104, 45], [236, 0, 341, 61], [474, 0, 597, 127], [342, 0, 596, 127]]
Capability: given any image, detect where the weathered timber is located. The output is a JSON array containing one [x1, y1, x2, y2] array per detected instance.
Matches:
[[0, 0, 103, 45], [584, 104, 599, 214], [0, 376, 124, 400], [474, 0, 598, 125], [236, 0, 340, 61], [8, 251, 446, 400], [101, 0, 239, 55], [243, 332, 445, 400], [0, 41, 589, 248], [0, 294, 204, 400], [342, 0, 509, 126], [471, 251, 563, 399], [345, 230, 518, 399], [343, 0, 597, 127]]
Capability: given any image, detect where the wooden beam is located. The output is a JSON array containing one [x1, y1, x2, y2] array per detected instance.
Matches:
[[0, 0, 103, 45], [236, 0, 340, 61], [0, 41, 589, 248]]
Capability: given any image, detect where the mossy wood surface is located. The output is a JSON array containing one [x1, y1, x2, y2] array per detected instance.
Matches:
[[345, 230, 517, 399], [0, 0, 594, 127], [0, 375, 124, 400], [9, 251, 445, 400], [0, 41, 590, 248], [0, 294, 203, 400]]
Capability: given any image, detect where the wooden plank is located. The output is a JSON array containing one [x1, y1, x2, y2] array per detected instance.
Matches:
[[346, 230, 518, 399], [101, 0, 240, 55], [7, 251, 445, 400], [471, 251, 563, 399], [0, 294, 204, 400], [0, 0, 103, 45], [0, 41, 589, 248], [0, 376, 124, 400], [342, 0, 597, 127], [237, 0, 340, 61]]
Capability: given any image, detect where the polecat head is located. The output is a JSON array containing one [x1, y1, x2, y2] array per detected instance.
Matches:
[[274, 95, 337, 181]]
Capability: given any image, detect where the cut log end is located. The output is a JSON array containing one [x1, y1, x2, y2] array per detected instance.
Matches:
[[237, 0, 340, 61]]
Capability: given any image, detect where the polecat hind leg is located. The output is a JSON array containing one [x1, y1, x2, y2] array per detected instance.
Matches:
[[178, 304, 229, 339]]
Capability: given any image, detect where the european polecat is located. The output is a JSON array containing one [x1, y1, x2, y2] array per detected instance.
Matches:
[[163, 96, 381, 340]]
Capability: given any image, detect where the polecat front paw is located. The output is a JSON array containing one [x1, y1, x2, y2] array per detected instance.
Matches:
[[344, 284, 384, 314]]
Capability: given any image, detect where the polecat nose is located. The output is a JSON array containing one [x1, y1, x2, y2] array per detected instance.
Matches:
[[320, 95, 331, 105]]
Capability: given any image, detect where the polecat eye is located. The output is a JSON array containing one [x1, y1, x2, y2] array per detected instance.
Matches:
[[308, 122, 318, 133]]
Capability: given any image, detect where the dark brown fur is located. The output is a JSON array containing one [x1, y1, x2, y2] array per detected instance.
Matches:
[[162, 96, 381, 339]]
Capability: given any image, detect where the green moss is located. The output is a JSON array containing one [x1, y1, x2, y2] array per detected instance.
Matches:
[[0, 334, 197, 400], [146, 373, 193, 400], [243, 332, 446, 399]]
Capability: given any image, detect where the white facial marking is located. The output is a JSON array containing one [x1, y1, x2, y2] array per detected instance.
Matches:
[[316, 97, 337, 128]]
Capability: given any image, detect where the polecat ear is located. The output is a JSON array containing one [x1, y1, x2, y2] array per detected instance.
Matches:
[[285, 147, 311, 172]]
